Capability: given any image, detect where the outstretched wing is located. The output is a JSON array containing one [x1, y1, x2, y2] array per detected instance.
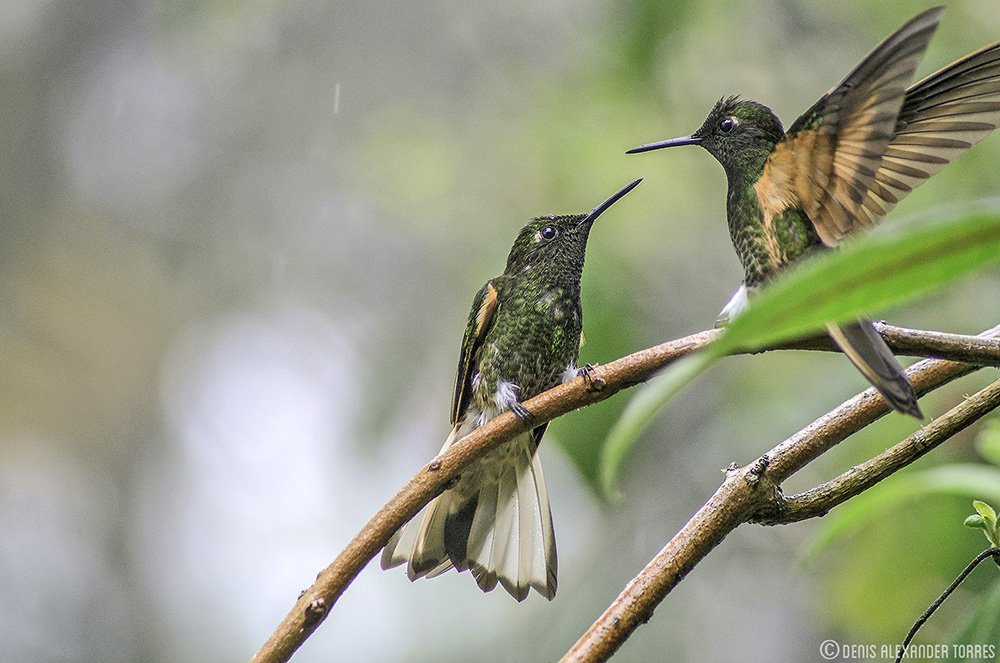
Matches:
[[755, 7, 943, 246], [856, 41, 1000, 226], [451, 280, 499, 424]]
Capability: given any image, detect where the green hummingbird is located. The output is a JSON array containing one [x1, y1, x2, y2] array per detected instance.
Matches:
[[381, 179, 641, 601], [628, 7, 1000, 418]]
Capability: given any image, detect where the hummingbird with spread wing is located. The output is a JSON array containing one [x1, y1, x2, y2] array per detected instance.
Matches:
[[628, 7, 1000, 418], [381, 179, 641, 601]]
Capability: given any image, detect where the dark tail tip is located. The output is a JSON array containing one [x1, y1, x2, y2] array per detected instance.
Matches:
[[895, 395, 924, 420], [876, 377, 923, 419]]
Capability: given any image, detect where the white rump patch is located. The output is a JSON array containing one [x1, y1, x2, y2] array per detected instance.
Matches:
[[717, 283, 749, 327]]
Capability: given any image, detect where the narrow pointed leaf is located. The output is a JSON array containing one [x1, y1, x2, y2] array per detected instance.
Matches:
[[599, 202, 1000, 496], [599, 353, 715, 499]]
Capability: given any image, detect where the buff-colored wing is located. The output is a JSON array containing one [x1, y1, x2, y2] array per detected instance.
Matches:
[[856, 41, 1000, 226], [451, 280, 499, 424], [755, 7, 943, 246]]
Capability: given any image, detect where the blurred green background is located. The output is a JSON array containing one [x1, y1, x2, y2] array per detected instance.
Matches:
[[2, 1, 999, 661]]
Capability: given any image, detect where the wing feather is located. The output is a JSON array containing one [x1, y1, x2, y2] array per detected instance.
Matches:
[[858, 41, 1000, 225], [451, 280, 499, 424], [756, 8, 943, 246]]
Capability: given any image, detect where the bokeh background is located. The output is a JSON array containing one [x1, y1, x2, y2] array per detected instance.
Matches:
[[3, 1, 1000, 661]]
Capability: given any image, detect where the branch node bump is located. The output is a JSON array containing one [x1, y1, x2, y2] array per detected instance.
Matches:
[[749, 490, 792, 525], [302, 598, 327, 629], [743, 454, 770, 487]]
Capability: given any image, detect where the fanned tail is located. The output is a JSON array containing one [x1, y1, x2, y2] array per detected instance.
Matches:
[[826, 319, 923, 419], [380, 429, 557, 601]]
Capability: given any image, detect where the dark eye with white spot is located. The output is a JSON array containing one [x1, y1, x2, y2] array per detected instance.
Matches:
[[718, 117, 736, 134], [540, 225, 559, 241]]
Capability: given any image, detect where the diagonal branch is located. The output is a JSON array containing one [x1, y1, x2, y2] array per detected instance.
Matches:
[[873, 322, 1000, 366], [250, 324, 1000, 663], [561, 324, 1000, 663], [248, 330, 717, 663], [760, 378, 1000, 524]]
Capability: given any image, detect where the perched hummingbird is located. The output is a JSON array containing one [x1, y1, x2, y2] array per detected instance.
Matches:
[[628, 7, 1000, 418], [381, 179, 641, 601]]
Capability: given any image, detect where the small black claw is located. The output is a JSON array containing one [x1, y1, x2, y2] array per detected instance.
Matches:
[[509, 401, 535, 426], [577, 363, 605, 392]]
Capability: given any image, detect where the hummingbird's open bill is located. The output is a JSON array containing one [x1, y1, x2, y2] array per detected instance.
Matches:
[[629, 6, 1000, 418], [381, 179, 640, 601]]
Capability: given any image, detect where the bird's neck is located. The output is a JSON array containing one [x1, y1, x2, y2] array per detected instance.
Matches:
[[513, 259, 583, 295], [724, 160, 780, 288]]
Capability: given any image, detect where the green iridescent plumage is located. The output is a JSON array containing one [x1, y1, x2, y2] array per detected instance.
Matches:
[[382, 179, 640, 601], [629, 7, 1000, 418]]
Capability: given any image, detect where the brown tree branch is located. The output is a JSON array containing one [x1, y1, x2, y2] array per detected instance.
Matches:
[[250, 324, 1000, 663], [561, 324, 1000, 663], [781, 322, 1000, 367], [760, 378, 1000, 524], [249, 329, 717, 663], [873, 322, 1000, 367]]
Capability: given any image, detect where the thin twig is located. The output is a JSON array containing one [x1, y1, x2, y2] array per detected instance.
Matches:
[[759, 378, 1000, 524], [894, 548, 1000, 663], [874, 323, 1000, 367], [775, 323, 1000, 367], [250, 324, 999, 663]]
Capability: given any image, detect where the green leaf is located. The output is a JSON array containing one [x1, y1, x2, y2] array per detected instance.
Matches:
[[973, 500, 998, 529], [599, 201, 1000, 496], [598, 353, 715, 499], [966, 514, 988, 529]]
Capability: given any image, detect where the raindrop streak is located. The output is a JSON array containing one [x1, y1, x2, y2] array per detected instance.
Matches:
[[334, 83, 341, 114]]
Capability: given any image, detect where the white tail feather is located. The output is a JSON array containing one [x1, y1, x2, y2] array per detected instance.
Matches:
[[494, 467, 521, 598], [380, 425, 464, 574], [380, 426, 557, 601], [407, 492, 450, 580], [529, 449, 557, 598], [517, 443, 545, 598]]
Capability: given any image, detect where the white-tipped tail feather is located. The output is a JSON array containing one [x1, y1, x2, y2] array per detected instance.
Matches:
[[381, 423, 557, 601]]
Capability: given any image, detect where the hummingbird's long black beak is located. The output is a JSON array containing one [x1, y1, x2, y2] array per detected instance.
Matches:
[[580, 178, 642, 228], [626, 135, 701, 154]]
